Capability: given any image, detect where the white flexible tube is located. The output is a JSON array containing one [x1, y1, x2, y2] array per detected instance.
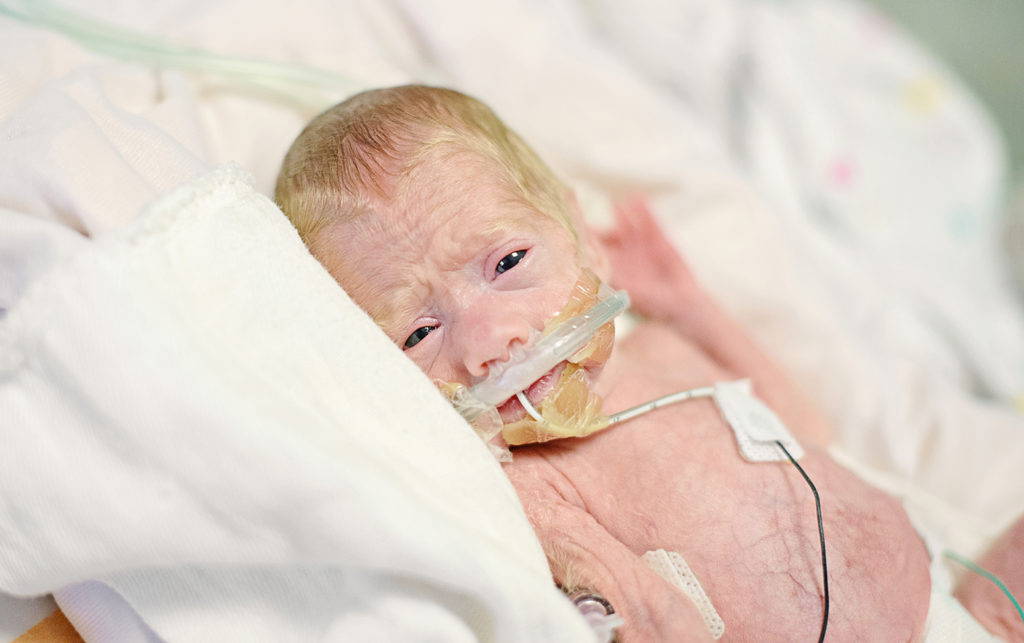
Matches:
[[515, 391, 545, 422], [608, 386, 715, 424]]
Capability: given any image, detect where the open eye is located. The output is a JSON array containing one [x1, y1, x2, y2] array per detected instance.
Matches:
[[404, 325, 437, 349], [495, 249, 527, 275]]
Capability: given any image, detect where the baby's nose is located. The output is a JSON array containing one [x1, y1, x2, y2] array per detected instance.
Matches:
[[461, 310, 533, 379]]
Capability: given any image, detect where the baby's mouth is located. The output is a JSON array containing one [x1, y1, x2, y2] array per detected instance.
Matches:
[[437, 269, 625, 449], [496, 361, 568, 424]]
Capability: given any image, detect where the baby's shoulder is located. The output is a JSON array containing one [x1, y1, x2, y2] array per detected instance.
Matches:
[[612, 319, 734, 386], [618, 319, 704, 365]]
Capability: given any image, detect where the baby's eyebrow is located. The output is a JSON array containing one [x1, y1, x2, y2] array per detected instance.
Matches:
[[372, 300, 420, 335], [361, 275, 430, 336], [443, 216, 519, 267]]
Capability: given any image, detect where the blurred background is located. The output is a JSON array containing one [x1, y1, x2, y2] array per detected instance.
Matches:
[[867, 0, 1024, 182], [865, 0, 1024, 292]]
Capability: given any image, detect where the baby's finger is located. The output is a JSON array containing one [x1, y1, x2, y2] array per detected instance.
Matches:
[[612, 194, 648, 234], [594, 226, 624, 248], [633, 207, 681, 256], [625, 200, 667, 251], [630, 201, 664, 238]]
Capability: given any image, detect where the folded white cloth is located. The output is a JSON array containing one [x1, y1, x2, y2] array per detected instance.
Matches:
[[0, 165, 592, 641], [0, 592, 57, 641]]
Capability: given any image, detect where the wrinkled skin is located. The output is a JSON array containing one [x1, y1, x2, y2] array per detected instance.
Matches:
[[311, 152, 613, 397], [312, 156, 965, 639]]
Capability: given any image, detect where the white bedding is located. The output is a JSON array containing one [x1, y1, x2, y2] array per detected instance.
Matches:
[[1, 0, 1022, 640], [1, 166, 593, 641]]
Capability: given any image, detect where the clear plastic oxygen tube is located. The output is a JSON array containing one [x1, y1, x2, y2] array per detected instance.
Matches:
[[436, 271, 627, 455], [0, 0, 366, 109], [456, 288, 630, 425]]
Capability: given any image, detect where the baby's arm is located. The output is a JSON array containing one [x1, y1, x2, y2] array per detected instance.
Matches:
[[597, 196, 831, 446], [504, 451, 712, 642]]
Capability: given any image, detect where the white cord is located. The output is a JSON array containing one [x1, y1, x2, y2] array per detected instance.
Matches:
[[516, 391, 546, 422], [514, 385, 715, 427], [608, 386, 715, 425]]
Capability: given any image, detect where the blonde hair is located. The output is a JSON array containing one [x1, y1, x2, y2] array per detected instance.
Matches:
[[275, 85, 576, 246]]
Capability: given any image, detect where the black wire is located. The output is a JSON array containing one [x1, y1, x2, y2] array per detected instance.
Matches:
[[776, 440, 829, 643]]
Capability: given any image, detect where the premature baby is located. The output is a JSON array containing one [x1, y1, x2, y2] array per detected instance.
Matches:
[[276, 86, 1023, 640]]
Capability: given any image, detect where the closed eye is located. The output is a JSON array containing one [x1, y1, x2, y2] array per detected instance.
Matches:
[[495, 249, 527, 275], [404, 325, 437, 349]]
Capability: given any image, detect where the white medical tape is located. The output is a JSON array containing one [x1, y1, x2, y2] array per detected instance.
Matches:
[[641, 549, 725, 639], [712, 380, 804, 463]]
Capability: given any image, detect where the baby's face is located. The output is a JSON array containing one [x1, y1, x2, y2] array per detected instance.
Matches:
[[312, 154, 610, 423]]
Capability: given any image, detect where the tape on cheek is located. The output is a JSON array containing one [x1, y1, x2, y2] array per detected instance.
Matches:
[[540, 268, 604, 335], [569, 322, 613, 370], [499, 268, 615, 446], [501, 363, 610, 446], [545, 267, 614, 369]]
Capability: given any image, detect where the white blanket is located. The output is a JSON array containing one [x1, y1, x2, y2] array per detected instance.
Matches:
[[1, 166, 591, 641], [1, 0, 1022, 640]]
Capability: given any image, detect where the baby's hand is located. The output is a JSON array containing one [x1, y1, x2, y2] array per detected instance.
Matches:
[[954, 515, 1024, 640], [597, 196, 703, 322]]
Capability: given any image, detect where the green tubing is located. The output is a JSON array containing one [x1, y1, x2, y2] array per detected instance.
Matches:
[[943, 549, 1024, 623], [0, 0, 366, 107]]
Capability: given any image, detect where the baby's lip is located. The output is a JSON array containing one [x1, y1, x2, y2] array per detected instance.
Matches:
[[496, 362, 567, 424]]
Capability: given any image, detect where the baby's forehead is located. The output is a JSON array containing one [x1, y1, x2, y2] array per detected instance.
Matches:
[[325, 177, 546, 273], [381, 159, 554, 243], [318, 150, 575, 293], [374, 190, 551, 266]]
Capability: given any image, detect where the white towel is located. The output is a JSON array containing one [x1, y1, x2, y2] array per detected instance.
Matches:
[[0, 165, 591, 641]]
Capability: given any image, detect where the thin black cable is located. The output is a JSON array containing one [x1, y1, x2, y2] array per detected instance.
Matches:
[[776, 440, 829, 643]]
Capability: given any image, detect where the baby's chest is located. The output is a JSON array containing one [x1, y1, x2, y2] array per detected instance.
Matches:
[[558, 412, 930, 640], [556, 444, 927, 639]]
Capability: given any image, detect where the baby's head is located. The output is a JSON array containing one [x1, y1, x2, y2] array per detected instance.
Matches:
[[276, 85, 613, 437]]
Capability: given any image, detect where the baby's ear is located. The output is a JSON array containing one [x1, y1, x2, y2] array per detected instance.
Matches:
[[565, 189, 612, 283]]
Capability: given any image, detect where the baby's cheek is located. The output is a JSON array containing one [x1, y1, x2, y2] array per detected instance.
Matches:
[[570, 323, 614, 371], [418, 345, 458, 383]]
